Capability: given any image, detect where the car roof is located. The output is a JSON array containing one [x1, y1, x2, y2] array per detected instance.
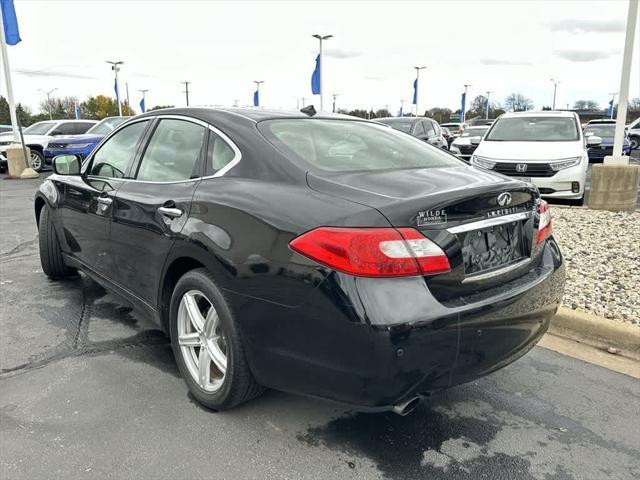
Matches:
[[500, 111, 576, 118], [586, 119, 615, 124], [135, 107, 369, 125]]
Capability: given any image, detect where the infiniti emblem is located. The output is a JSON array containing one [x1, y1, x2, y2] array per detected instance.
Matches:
[[497, 192, 512, 207], [516, 163, 528, 173]]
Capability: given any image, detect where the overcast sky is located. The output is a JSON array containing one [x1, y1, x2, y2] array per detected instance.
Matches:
[[3, 0, 639, 115]]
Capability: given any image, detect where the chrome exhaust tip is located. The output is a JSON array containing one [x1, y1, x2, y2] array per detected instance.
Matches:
[[391, 396, 421, 416]]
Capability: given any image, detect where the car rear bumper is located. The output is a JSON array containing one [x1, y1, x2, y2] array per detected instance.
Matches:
[[230, 237, 564, 410]]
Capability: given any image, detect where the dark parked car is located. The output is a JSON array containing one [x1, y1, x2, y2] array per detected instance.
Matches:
[[377, 117, 448, 149], [35, 108, 564, 414]]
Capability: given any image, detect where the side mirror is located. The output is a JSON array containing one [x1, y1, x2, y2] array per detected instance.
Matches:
[[586, 135, 602, 147], [470, 136, 482, 146], [53, 154, 81, 175]]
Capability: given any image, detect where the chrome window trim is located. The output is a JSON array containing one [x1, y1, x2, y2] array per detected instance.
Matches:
[[84, 114, 242, 184], [446, 211, 533, 234]]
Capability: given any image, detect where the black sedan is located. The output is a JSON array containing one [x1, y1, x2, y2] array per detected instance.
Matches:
[[35, 108, 564, 415]]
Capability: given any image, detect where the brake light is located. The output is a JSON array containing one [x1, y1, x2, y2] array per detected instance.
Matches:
[[289, 227, 451, 277], [537, 200, 552, 244]]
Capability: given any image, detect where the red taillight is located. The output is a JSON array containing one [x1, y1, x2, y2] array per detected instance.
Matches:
[[537, 200, 552, 244], [289, 227, 451, 277]]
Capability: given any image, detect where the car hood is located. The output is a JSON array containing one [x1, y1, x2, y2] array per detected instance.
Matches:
[[474, 140, 584, 160], [0, 134, 51, 144], [49, 134, 104, 144]]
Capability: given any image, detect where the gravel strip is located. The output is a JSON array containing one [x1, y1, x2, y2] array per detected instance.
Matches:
[[551, 206, 640, 326]]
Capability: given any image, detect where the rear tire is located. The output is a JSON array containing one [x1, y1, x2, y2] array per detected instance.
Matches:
[[630, 136, 639, 150], [169, 268, 263, 411], [38, 205, 75, 278]]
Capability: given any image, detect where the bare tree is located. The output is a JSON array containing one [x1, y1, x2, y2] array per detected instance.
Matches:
[[504, 93, 533, 112], [573, 100, 599, 111]]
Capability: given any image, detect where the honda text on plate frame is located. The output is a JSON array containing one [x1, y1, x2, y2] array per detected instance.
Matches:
[[35, 108, 564, 414]]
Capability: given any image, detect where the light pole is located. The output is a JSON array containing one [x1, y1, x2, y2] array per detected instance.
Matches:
[[331, 93, 339, 113], [461, 84, 471, 123], [608, 92, 618, 119], [106, 61, 124, 116], [139, 89, 148, 113], [312, 34, 333, 111], [39, 88, 58, 120], [550, 78, 560, 110], [485, 91, 493, 118], [253, 81, 264, 107], [413, 66, 426, 116], [181, 81, 191, 106]]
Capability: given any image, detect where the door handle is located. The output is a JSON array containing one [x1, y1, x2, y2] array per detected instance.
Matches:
[[97, 196, 113, 206], [158, 206, 183, 218]]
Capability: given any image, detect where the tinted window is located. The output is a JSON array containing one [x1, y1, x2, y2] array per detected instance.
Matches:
[[260, 119, 461, 172], [90, 121, 149, 178], [486, 116, 579, 142], [424, 121, 436, 137], [51, 123, 77, 136], [378, 119, 412, 133], [73, 122, 96, 134], [136, 119, 205, 182], [206, 131, 236, 175]]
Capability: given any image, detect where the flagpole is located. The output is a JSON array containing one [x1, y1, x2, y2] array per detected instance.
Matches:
[[0, 8, 20, 143]]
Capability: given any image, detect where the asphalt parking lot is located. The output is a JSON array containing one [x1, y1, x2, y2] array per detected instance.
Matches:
[[1, 175, 639, 480]]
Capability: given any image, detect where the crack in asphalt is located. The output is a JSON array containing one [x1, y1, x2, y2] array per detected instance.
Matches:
[[0, 236, 38, 259]]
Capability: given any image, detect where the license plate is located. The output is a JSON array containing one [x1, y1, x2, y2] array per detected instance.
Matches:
[[513, 176, 531, 183]]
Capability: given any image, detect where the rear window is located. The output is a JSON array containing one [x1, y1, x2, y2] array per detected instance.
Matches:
[[259, 119, 461, 172], [486, 116, 579, 142]]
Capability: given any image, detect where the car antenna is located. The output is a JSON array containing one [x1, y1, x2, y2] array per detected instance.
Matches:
[[300, 105, 317, 117]]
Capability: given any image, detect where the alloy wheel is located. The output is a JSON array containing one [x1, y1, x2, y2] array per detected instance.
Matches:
[[177, 290, 227, 392], [30, 152, 42, 170]]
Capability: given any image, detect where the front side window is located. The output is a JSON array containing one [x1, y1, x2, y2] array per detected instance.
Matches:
[[23, 121, 56, 135], [485, 116, 579, 142], [413, 121, 426, 137], [73, 122, 96, 134], [90, 121, 149, 178], [259, 119, 462, 172], [136, 119, 205, 182], [51, 123, 77, 136]]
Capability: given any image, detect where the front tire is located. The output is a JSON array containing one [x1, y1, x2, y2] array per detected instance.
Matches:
[[29, 150, 44, 172], [169, 268, 263, 411], [38, 205, 75, 278], [630, 136, 639, 150]]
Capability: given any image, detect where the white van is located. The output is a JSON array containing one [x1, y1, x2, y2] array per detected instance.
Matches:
[[470, 111, 601, 205]]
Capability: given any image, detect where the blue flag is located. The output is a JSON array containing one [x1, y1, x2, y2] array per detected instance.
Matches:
[[412, 79, 417, 105], [398, 104, 403, 117], [114, 79, 120, 104], [607, 99, 613, 118], [311, 55, 321, 95], [75, 104, 81, 119], [253, 89, 259, 107], [1, 0, 21, 45], [139, 97, 146, 113], [461, 92, 467, 115]]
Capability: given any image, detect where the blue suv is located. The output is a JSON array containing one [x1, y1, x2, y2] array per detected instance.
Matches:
[[44, 116, 129, 167]]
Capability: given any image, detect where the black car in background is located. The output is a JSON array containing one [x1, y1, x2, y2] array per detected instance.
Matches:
[[35, 108, 564, 414], [377, 116, 449, 150]]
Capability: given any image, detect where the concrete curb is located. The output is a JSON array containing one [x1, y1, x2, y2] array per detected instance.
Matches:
[[549, 307, 640, 361]]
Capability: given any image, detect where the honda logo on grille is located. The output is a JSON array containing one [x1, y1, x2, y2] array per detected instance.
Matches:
[[516, 163, 528, 173], [497, 192, 512, 207]]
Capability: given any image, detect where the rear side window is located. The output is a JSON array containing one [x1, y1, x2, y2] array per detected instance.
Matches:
[[206, 131, 236, 176], [74, 122, 95, 134], [136, 119, 205, 182], [259, 119, 461, 172], [51, 123, 77, 136], [90, 121, 149, 178], [413, 121, 426, 137]]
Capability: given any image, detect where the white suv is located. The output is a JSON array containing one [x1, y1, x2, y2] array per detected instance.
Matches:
[[470, 111, 600, 205], [0, 119, 97, 172]]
